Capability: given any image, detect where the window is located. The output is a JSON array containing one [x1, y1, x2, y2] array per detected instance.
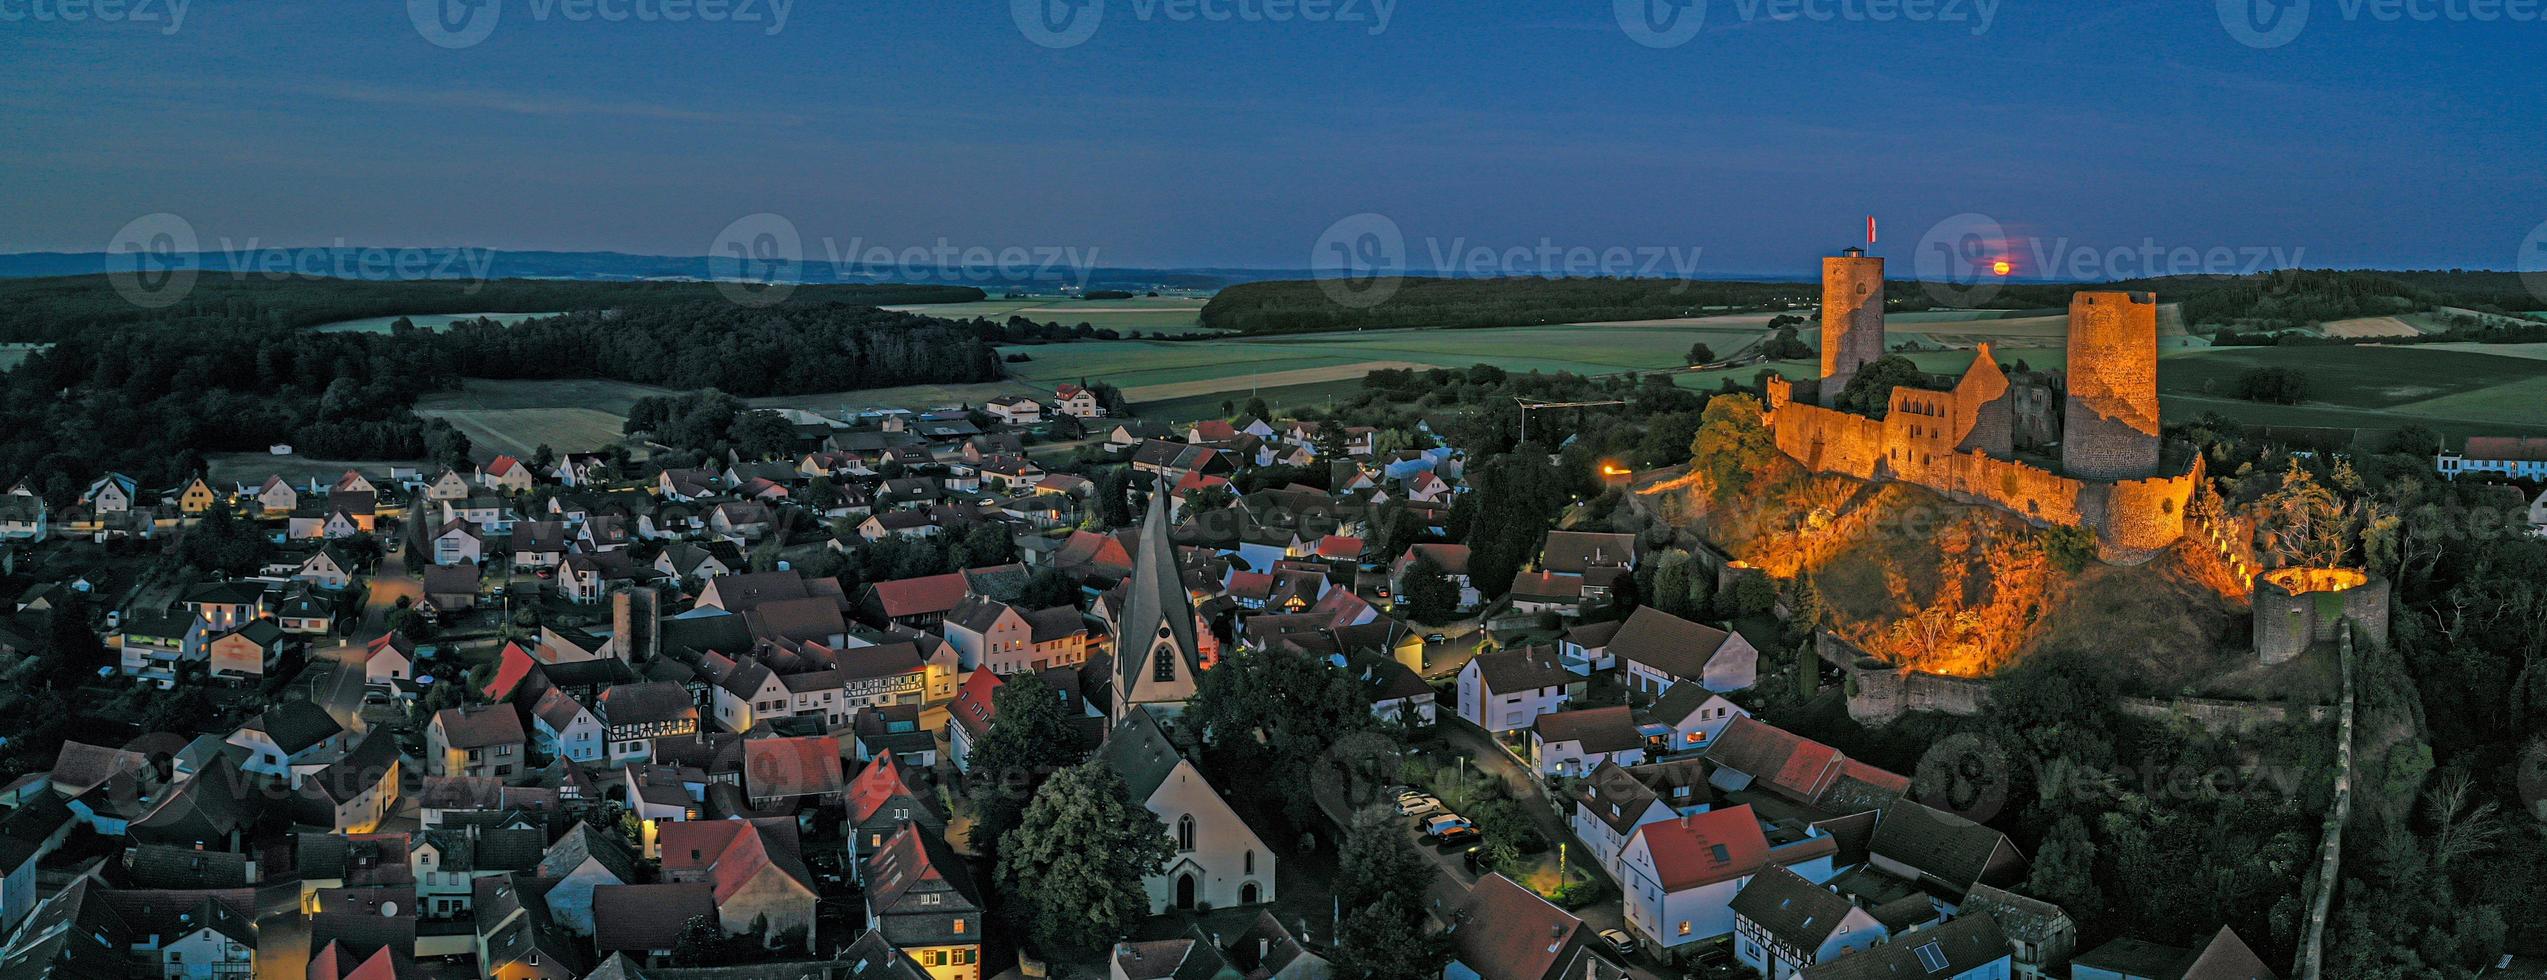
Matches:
[[953, 918, 966, 934], [1153, 643, 1177, 682], [1243, 850, 1254, 874], [1176, 815, 1196, 851], [1679, 921, 1692, 936], [1914, 942, 1949, 971]]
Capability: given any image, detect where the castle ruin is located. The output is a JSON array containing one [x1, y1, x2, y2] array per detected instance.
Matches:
[[1761, 254, 2200, 561]]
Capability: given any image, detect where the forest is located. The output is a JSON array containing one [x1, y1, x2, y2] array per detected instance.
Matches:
[[1198, 269, 2544, 336], [0, 273, 983, 343]]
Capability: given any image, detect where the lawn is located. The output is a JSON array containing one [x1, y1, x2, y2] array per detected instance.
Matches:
[[883, 295, 1222, 335], [414, 379, 663, 456], [2156, 345, 2539, 409]]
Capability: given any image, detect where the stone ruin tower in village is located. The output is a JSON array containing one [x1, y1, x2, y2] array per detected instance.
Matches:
[[1759, 248, 2203, 561]]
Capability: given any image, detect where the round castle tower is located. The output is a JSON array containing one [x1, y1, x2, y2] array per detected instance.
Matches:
[[1819, 248, 1887, 397]]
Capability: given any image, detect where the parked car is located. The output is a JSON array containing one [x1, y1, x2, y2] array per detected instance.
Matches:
[[1433, 824, 1482, 846], [1425, 633, 1449, 644], [1421, 814, 1473, 840], [1396, 795, 1442, 817], [1598, 928, 1640, 957]]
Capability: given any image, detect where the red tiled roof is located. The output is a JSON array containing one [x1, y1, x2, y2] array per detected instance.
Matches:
[[482, 642, 535, 701], [846, 753, 916, 823], [743, 736, 843, 800], [869, 573, 969, 618], [1636, 804, 1771, 891], [2464, 436, 2547, 463], [949, 670, 1004, 741], [1705, 716, 1842, 804], [1448, 873, 1589, 980]]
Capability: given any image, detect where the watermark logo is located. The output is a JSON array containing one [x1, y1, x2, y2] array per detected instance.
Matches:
[[1618, 0, 1997, 46], [2518, 219, 2547, 308], [1911, 731, 2011, 822], [1311, 213, 1407, 311], [2218, 0, 2309, 48], [709, 213, 803, 308], [106, 213, 199, 310], [1914, 212, 2011, 308], [0, 0, 189, 34], [1615, 0, 1706, 48], [1013, 0, 1103, 48], [409, 0, 502, 49], [1012, 0, 1393, 47], [409, 0, 792, 49]]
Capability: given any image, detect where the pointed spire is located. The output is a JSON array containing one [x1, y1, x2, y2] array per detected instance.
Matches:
[[1117, 476, 1200, 709]]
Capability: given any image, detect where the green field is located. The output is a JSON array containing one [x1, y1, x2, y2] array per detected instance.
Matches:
[[999, 321, 1767, 397], [0, 343, 49, 370], [311, 312, 563, 333], [886, 295, 1221, 335], [2155, 345, 2537, 408]]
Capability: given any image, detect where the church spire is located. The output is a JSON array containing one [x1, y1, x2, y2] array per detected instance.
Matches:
[[1115, 477, 1202, 719]]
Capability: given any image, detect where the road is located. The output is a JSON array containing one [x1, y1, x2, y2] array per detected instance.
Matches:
[[362, 546, 423, 634]]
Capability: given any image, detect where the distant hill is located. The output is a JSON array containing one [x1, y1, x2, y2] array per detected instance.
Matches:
[[0, 250, 1263, 293]]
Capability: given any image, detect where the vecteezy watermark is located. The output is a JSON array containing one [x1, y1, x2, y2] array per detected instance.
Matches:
[[103, 213, 503, 309], [1308, 212, 1706, 310], [1913, 211, 2304, 307], [2518, 219, 2547, 308], [2219, 0, 2547, 48], [1616, 0, 1998, 47], [1011, 0, 1394, 49], [0, 0, 189, 34], [706, 212, 1105, 308], [1912, 732, 2012, 822], [407, 0, 792, 50]]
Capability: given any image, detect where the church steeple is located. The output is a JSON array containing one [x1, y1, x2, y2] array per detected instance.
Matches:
[[1113, 478, 1202, 721]]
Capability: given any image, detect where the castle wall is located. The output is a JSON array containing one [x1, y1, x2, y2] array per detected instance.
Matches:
[[1820, 253, 1887, 394], [2254, 571, 2391, 665], [1821, 634, 2329, 731], [2062, 292, 2163, 480]]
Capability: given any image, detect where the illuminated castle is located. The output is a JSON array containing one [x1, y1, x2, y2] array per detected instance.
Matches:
[[1761, 254, 2199, 561]]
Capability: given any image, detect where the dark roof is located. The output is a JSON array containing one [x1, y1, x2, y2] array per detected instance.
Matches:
[[591, 883, 715, 952], [1099, 708, 1189, 803], [1116, 486, 1202, 698], [433, 704, 526, 749], [1608, 606, 1736, 680], [1576, 763, 1666, 836], [1798, 912, 2009, 980], [1540, 530, 1638, 572], [1533, 706, 1643, 753], [1869, 800, 2020, 895], [244, 699, 344, 754], [1469, 647, 1568, 694], [1731, 866, 1859, 950]]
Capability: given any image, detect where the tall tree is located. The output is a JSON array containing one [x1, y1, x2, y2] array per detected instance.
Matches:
[[1333, 807, 1452, 978], [994, 760, 1172, 959], [1399, 551, 1459, 624], [966, 672, 1082, 860]]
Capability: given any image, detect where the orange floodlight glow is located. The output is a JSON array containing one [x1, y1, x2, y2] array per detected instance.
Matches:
[[1991, 259, 2013, 277]]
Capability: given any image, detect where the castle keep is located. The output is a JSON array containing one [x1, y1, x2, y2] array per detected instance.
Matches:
[[1760, 255, 2199, 560]]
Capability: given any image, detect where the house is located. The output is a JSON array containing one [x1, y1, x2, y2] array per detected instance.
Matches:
[[1618, 804, 1843, 949], [1365, 659, 1436, 726], [1959, 883, 2078, 979], [597, 682, 700, 764], [742, 735, 845, 810], [427, 468, 473, 501], [707, 500, 774, 541], [591, 883, 715, 964], [275, 583, 336, 635], [864, 823, 986, 980], [296, 544, 357, 589], [840, 931, 936, 980], [510, 521, 570, 569], [535, 822, 638, 937], [1613, 606, 1760, 695], [1443, 872, 1628, 980], [422, 563, 481, 613], [945, 670, 1006, 775], [1705, 717, 1909, 815], [860, 510, 942, 541], [1643, 683, 1751, 756], [1055, 383, 1105, 419], [847, 753, 946, 867], [204, 620, 285, 679], [1732, 866, 1889, 980], [1528, 705, 1646, 777], [985, 396, 1043, 426], [658, 820, 819, 951], [1390, 543, 1476, 608], [2436, 436, 2547, 481], [0, 494, 47, 542], [1865, 800, 2028, 908], [428, 704, 529, 780], [248, 475, 297, 516], [1557, 618, 1622, 675], [940, 597, 1090, 674], [2070, 926, 2275, 980], [655, 541, 740, 587], [475, 874, 583, 979], [84, 472, 139, 516], [1102, 708, 1275, 912], [1572, 762, 1683, 876], [1505, 570, 1587, 617], [1796, 911, 2011, 980], [530, 688, 607, 764], [432, 521, 485, 566], [482, 455, 535, 493], [289, 730, 400, 835], [227, 699, 348, 783], [1456, 647, 1571, 732]]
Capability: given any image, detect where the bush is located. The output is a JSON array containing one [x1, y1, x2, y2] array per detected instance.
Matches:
[[2236, 366, 2310, 405]]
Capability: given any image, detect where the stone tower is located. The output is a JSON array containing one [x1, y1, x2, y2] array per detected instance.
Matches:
[[1819, 247, 1887, 397], [2061, 291, 2162, 480]]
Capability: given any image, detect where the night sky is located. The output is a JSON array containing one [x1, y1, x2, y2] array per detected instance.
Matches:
[[4, 0, 2542, 276]]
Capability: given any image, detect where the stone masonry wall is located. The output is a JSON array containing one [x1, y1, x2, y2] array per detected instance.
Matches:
[[2062, 291, 2163, 480]]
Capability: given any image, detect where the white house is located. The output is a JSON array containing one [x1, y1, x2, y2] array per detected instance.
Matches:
[[1528, 706, 1646, 778], [432, 521, 484, 566], [1617, 804, 1839, 949], [1054, 384, 1105, 419], [1572, 762, 1683, 876], [985, 396, 1044, 426], [1645, 685, 1751, 757], [1795, 913, 2011, 980], [531, 687, 608, 764], [2436, 436, 2547, 481], [1613, 606, 1760, 696], [1101, 708, 1275, 913], [1456, 647, 1571, 732]]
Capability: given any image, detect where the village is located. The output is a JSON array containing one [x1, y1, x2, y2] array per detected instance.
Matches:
[[0, 330, 2334, 980]]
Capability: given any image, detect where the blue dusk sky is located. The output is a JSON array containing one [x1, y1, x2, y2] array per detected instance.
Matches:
[[2, 0, 2542, 276]]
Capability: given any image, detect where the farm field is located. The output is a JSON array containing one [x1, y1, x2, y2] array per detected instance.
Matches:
[[2414, 342, 2547, 361], [744, 380, 1043, 415], [2317, 316, 2423, 338], [207, 452, 416, 487], [311, 312, 562, 333], [415, 379, 663, 457], [884, 295, 1220, 334], [998, 320, 1771, 394], [2153, 345, 2537, 409]]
